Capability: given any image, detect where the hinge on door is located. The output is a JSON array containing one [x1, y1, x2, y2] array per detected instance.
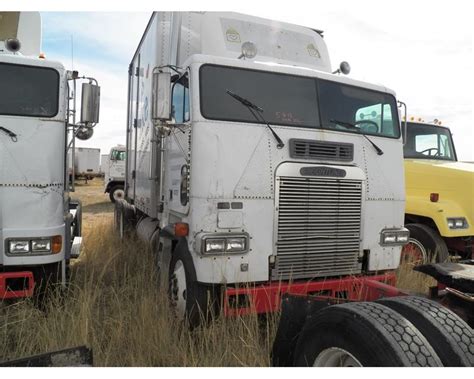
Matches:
[[128, 64, 133, 76], [132, 170, 136, 179], [135, 67, 140, 76], [133, 119, 138, 128]]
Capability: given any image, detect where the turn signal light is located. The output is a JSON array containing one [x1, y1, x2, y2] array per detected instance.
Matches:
[[174, 223, 189, 237], [430, 193, 439, 202], [52, 235, 62, 253]]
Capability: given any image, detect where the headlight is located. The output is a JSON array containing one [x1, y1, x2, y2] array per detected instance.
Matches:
[[201, 234, 249, 255], [8, 240, 30, 254], [31, 239, 51, 253], [205, 238, 226, 254], [380, 228, 410, 246], [226, 237, 247, 252], [447, 217, 469, 229]]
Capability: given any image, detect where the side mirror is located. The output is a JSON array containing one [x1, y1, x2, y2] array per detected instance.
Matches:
[[81, 83, 101, 124], [398, 100, 408, 145], [152, 71, 172, 121]]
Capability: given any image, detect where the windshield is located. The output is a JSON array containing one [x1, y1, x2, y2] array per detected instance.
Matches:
[[111, 150, 126, 161], [199, 64, 400, 138], [404, 122, 456, 161], [0, 63, 59, 118]]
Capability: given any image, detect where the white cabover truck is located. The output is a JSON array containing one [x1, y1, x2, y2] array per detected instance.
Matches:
[[103, 144, 126, 202], [117, 13, 474, 366], [117, 11, 409, 321], [0, 12, 100, 300]]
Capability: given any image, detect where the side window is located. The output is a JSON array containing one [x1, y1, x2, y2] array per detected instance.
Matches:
[[355, 103, 396, 136], [171, 75, 190, 124], [439, 135, 452, 158]]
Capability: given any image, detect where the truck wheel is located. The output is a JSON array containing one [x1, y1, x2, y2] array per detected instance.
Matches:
[[378, 296, 474, 366], [109, 185, 125, 203], [168, 249, 213, 329], [293, 301, 442, 367], [401, 224, 449, 264]]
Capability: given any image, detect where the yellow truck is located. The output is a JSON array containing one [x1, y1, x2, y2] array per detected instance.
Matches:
[[403, 119, 474, 263]]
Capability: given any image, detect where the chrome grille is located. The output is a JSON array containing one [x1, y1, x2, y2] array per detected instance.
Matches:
[[274, 176, 362, 280]]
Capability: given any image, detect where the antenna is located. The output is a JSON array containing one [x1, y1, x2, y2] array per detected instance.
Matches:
[[71, 34, 74, 71]]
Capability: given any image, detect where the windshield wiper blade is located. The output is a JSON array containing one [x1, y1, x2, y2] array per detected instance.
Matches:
[[226, 90, 263, 112], [329, 119, 384, 156], [226, 89, 285, 149], [0, 126, 18, 142]]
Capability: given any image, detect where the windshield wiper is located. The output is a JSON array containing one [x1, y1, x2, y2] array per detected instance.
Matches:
[[226, 90, 284, 149], [0, 126, 18, 142], [329, 119, 384, 156]]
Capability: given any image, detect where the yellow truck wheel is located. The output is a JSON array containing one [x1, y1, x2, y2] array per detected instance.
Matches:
[[401, 224, 449, 264]]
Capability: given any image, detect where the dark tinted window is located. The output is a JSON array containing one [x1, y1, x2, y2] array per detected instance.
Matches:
[[0, 63, 59, 117], [200, 65, 319, 128], [199, 65, 400, 139]]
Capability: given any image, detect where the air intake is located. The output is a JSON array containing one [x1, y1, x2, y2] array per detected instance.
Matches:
[[290, 139, 354, 162]]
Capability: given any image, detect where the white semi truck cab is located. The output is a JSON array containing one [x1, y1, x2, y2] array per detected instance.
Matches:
[[118, 12, 408, 323], [104, 144, 126, 203], [0, 12, 100, 299]]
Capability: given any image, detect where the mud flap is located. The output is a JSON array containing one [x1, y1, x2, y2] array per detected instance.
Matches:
[[271, 294, 331, 367], [415, 261, 474, 327], [0, 346, 93, 367], [414, 261, 474, 293]]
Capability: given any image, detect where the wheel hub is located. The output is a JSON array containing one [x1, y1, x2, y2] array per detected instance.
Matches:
[[113, 189, 125, 201], [314, 347, 363, 367], [400, 238, 428, 265]]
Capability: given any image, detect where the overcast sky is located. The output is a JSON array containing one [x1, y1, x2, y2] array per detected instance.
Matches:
[[17, 1, 472, 160]]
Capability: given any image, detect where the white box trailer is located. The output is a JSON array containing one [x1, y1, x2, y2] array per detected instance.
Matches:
[[68, 147, 101, 181]]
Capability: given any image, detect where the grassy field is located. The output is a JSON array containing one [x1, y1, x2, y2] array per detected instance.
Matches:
[[0, 179, 433, 366]]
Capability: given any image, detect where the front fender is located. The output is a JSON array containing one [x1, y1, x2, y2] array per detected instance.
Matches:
[[406, 195, 474, 237]]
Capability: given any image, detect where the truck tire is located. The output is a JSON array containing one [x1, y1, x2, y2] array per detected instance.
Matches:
[[168, 246, 214, 329], [401, 224, 449, 264], [109, 184, 125, 203], [378, 296, 474, 366], [293, 301, 443, 367]]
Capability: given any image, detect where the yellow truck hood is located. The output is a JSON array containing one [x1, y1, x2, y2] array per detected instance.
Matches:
[[404, 159, 474, 236]]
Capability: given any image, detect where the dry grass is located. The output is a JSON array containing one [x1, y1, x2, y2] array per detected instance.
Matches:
[[0, 179, 435, 366], [0, 180, 277, 366], [395, 260, 436, 295]]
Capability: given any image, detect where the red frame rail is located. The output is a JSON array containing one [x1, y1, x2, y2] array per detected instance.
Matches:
[[223, 272, 404, 316], [0, 271, 34, 300]]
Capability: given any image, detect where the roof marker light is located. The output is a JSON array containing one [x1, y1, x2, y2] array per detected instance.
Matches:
[[239, 41, 257, 59]]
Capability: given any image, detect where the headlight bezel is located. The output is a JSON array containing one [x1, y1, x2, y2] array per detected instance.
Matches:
[[5, 235, 62, 256], [380, 228, 410, 246], [199, 233, 249, 256], [447, 217, 469, 230]]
